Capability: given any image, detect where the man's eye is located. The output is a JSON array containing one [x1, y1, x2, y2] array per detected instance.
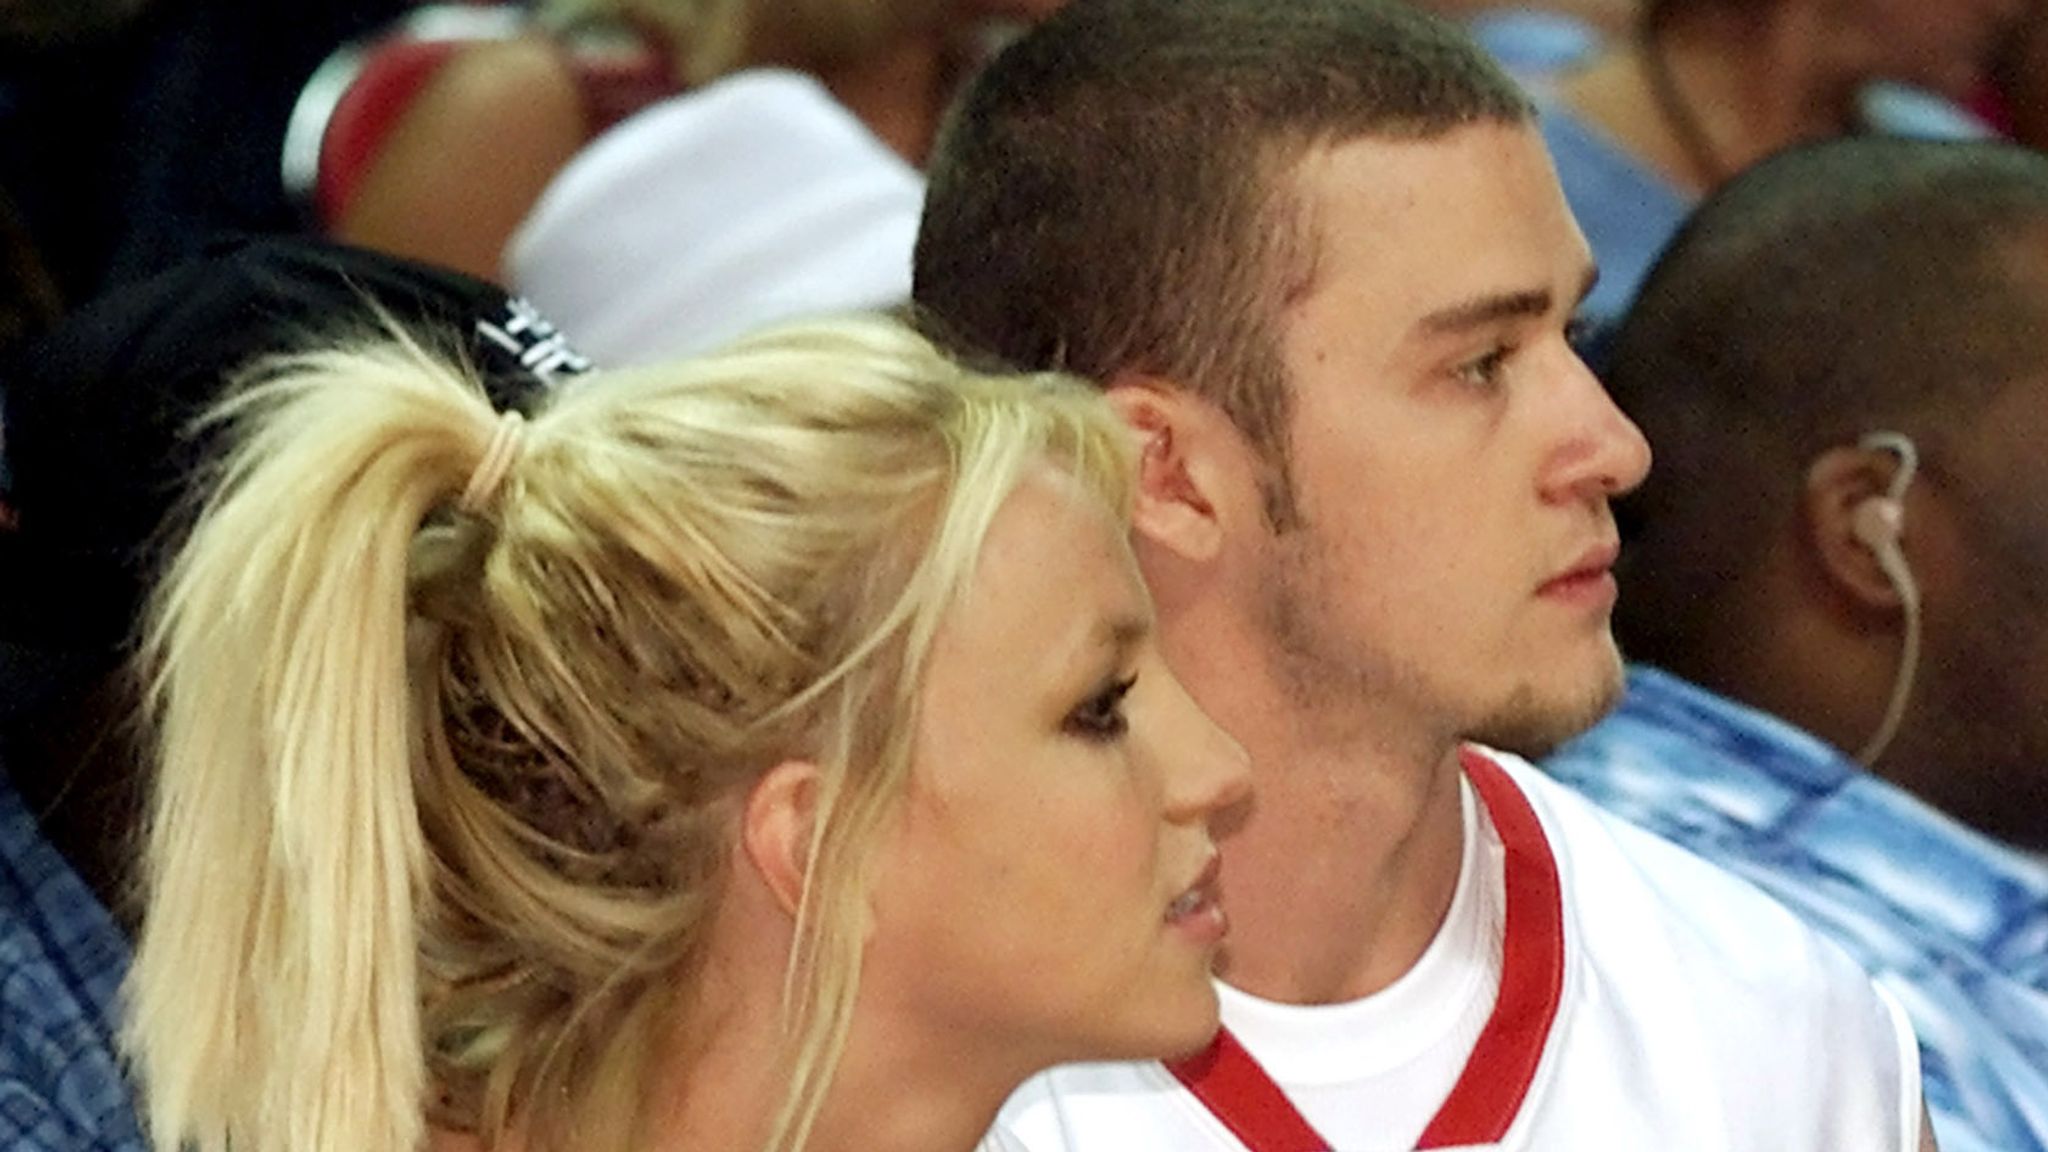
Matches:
[[1065, 675, 1137, 742], [1455, 344, 1512, 389]]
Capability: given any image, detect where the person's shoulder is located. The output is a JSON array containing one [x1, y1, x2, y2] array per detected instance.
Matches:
[[421, 34, 587, 135], [1489, 746, 1865, 982], [394, 34, 589, 181], [334, 32, 589, 280], [1475, 747, 1921, 1147], [1482, 745, 1913, 1051]]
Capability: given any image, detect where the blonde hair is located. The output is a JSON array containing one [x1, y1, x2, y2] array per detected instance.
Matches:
[[124, 314, 1134, 1152], [541, 0, 952, 85]]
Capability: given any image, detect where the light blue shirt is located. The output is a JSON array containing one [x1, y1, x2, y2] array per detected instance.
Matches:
[[1545, 666, 2048, 1152]]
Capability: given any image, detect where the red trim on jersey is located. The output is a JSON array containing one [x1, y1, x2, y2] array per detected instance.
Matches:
[[1415, 749, 1567, 1147], [1170, 1027, 1329, 1152], [1168, 748, 1566, 1151]]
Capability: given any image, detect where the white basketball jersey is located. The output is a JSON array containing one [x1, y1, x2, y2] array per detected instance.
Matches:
[[981, 748, 1922, 1152]]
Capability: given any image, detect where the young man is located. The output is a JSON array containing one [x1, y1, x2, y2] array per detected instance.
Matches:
[[1544, 136, 2048, 1152], [912, 1, 1931, 1147]]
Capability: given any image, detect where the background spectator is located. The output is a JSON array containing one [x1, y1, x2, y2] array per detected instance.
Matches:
[[1499, 0, 2014, 349], [1546, 136, 2048, 1152]]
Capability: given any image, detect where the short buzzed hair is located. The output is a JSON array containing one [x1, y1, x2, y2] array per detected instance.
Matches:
[[913, 0, 1531, 521], [1611, 137, 2048, 649]]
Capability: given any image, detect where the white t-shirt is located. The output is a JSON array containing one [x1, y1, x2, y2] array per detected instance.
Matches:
[[507, 68, 923, 364], [983, 748, 1922, 1152]]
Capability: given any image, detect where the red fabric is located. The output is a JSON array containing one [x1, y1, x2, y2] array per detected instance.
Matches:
[[1414, 750, 1566, 1148], [1968, 80, 2018, 138], [1171, 1029, 1330, 1152], [315, 38, 467, 226]]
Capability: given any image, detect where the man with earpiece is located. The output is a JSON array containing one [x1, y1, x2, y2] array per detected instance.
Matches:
[[1544, 135, 2048, 1152]]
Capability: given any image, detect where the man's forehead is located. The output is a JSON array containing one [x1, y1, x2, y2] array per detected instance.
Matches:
[[1283, 118, 1538, 179], [1280, 122, 1567, 242], [1274, 123, 1589, 309]]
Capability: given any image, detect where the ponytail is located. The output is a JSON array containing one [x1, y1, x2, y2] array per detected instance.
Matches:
[[127, 335, 512, 1152]]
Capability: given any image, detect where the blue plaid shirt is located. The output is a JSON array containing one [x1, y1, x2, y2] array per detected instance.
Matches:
[[1545, 666, 2048, 1152], [0, 770, 144, 1151]]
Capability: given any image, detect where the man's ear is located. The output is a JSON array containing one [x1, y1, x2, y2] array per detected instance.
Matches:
[[1105, 374, 1243, 564], [1805, 446, 1911, 611], [739, 759, 821, 919]]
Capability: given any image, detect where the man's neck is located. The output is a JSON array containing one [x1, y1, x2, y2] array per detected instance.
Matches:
[[1214, 722, 1470, 1007]]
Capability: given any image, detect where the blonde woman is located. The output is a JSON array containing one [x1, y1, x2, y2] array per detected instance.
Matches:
[[123, 313, 1248, 1152]]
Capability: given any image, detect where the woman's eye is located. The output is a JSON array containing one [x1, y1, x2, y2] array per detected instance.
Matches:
[[1065, 675, 1137, 742]]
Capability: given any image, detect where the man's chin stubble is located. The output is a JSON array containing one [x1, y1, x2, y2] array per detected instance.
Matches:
[[1465, 658, 1626, 758]]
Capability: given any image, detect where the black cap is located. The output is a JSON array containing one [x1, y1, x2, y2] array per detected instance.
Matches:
[[0, 233, 590, 692]]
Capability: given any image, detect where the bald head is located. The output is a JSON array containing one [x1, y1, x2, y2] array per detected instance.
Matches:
[[1612, 137, 2048, 655]]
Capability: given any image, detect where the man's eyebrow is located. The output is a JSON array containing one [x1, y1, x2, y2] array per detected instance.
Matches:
[[1418, 265, 1601, 334]]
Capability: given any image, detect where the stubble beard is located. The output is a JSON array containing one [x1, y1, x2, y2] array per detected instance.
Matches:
[[1260, 533, 1434, 749], [1463, 642, 1626, 758], [1260, 530, 1629, 759]]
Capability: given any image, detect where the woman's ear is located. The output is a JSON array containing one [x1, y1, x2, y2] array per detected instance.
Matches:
[[1804, 446, 1911, 611], [739, 759, 822, 918], [1105, 375, 1252, 564]]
